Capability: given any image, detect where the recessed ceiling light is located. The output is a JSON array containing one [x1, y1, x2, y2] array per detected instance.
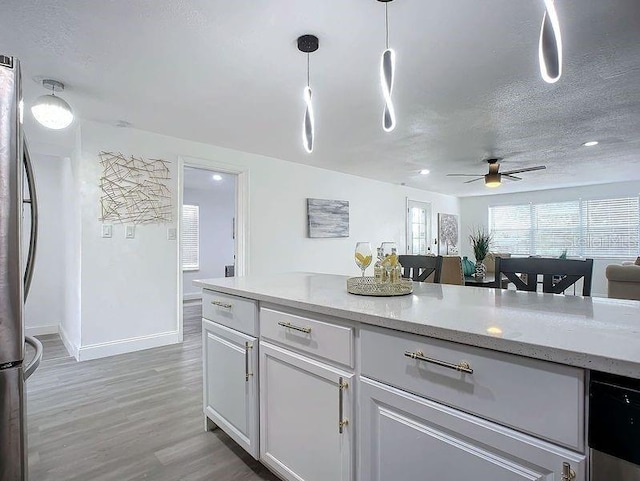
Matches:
[[212, 174, 223, 181], [419, 169, 430, 175], [583, 141, 599, 147]]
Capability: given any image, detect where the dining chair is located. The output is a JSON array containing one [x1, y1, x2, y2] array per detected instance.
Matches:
[[398, 255, 443, 283], [495, 257, 594, 296], [440, 256, 465, 286]]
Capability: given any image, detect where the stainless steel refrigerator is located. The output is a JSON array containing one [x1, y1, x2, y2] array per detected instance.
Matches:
[[0, 55, 43, 481]]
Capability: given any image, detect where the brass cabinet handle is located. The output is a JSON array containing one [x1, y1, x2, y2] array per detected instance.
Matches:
[[211, 300, 232, 309], [561, 462, 576, 481], [338, 377, 349, 434], [245, 342, 253, 382], [277, 321, 311, 334], [404, 350, 473, 374]]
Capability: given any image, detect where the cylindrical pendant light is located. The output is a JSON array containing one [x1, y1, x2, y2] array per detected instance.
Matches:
[[298, 35, 319, 153], [539, 0, 562, 83], [378, 0, 396, 132], [31, 79, 74, 130]]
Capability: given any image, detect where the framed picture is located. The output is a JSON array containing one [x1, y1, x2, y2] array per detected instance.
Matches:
[[438, 213, 459, 255], [307, 198, 349, 238]]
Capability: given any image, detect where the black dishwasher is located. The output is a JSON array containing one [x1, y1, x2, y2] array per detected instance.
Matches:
[[589, 371, 640, 480]]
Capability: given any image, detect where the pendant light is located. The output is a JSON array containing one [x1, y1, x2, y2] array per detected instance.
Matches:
[[539, 0, 562, 83], [378, 0, 396, 132], [298, 35, 319, 153], [31, 79, 74, 130]]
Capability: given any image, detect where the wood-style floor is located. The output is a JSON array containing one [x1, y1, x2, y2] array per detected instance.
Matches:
[[26, 303, 279, 481]]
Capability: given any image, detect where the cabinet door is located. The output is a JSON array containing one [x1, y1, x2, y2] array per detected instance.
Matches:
[[359, 377, 586, 481], [203, 319, 259, 458], [260, 342, 353, 481]]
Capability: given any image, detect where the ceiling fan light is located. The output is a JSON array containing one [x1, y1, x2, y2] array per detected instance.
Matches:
[[485, 173, 501, 188], [31, 94, 73, 130]]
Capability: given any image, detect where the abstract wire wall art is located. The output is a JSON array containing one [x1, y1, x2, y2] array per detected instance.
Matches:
[[99, 151, 172, 224]]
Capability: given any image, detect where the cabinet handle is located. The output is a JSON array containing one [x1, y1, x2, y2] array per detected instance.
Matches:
[[245, 342, 253, 381], [561, 462, 576, 481], [211, 300, 233, 309], [404, 350, 473, 374], [338, 377, 349, 434], [277, 321, 311, 334]]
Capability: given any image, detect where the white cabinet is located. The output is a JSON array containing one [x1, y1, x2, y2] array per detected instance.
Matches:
[[203, 319, 259, 459], [359, 376, 586, 481], [260, 341, 354, 481]]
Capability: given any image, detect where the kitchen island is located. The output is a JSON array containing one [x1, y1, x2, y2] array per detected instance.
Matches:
[[194, 273, 640, 481]]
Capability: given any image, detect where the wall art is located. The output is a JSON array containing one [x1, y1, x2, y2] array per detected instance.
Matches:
[[438, 213, 459, 255], [99, 151, 172, 224], [307, 198, 349, 238]]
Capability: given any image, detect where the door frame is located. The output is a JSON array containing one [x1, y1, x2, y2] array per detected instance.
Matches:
[[177, 155, 250, 341]]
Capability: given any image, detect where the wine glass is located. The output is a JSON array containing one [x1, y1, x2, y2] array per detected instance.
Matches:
[[354, 242, 373, 277]]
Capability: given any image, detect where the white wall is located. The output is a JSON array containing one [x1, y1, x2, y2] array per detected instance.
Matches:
[[64, 120, 458, 360], [459, 181, 640, 298], [23, 154, 65, 336], [183, 184, 236, 299]]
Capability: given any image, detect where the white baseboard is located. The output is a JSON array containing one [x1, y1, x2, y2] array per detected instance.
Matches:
[[25, 324, 58, 336], [183, 292, 202, 302], [77, 330, 181, 362], [58, 323, 80, 361]]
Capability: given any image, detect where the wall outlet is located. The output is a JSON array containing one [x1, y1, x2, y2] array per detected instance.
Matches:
[[101, 224, 113, 238], [125, 225, 135, 239], [167, 227, 177, 241]]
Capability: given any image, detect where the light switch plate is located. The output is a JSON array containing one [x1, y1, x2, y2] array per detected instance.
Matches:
[[101, 224, 113, 238], [167, 227, 177, 241], [125, 225, 135, 239]]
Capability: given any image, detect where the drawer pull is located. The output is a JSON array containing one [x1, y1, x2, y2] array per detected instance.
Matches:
[[245, 342, 253, 381], [561, 462, 576, 481], [404, 350, 474, 374], [338, 377, 349, 434], [211, 300, 233, 309], [277, 321, 311, 334]]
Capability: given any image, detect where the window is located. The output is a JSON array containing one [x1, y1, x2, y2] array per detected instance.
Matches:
[[182, 205, 199, 270], [489, 197, 640, 258], [406, 200, 431, 255]]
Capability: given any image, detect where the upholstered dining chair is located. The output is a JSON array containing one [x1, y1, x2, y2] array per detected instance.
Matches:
[[440, 256, 465, 286], [398, 255, 443, 283], [495, 257, 594, 296]]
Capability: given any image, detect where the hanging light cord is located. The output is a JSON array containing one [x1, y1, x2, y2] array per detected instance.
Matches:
[[307, 53, 310, 88], [385, 2, 390, 49]]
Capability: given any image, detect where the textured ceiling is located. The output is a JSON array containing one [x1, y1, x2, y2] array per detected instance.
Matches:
[[2, 0, 640, 196]]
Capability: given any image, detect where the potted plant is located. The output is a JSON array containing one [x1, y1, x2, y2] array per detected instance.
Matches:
[[469, 227, 492, 278]]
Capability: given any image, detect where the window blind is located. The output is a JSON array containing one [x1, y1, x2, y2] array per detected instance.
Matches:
[[581, 197, 639, 257], [489, 196, 640, 258], [182, 205, 199, 270]]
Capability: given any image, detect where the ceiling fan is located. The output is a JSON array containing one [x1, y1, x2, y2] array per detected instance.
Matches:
[[447, 158, 546, 188]]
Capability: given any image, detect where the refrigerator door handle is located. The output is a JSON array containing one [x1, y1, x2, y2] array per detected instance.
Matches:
[[22, 140, 38, 300], [24, 335, 42, 380]]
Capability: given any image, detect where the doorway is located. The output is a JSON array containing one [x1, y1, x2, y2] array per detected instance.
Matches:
[[182, 167, 236, 301], [177, 157, 249, 341]]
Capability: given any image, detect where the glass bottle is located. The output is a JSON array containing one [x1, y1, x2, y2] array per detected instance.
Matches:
[[374, 247, 384, 283], [394, 257, 403, 283], [389, 247, 399, 283]]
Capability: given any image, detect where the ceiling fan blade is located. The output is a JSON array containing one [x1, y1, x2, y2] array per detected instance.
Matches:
[[502, 174, 522, 181], [447, 173, 483, 177], [463, 177, 484, 184], [501, 165, 546, 175]]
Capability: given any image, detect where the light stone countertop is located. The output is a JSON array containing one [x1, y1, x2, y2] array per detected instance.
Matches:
[[194, 273, 640, 378]]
